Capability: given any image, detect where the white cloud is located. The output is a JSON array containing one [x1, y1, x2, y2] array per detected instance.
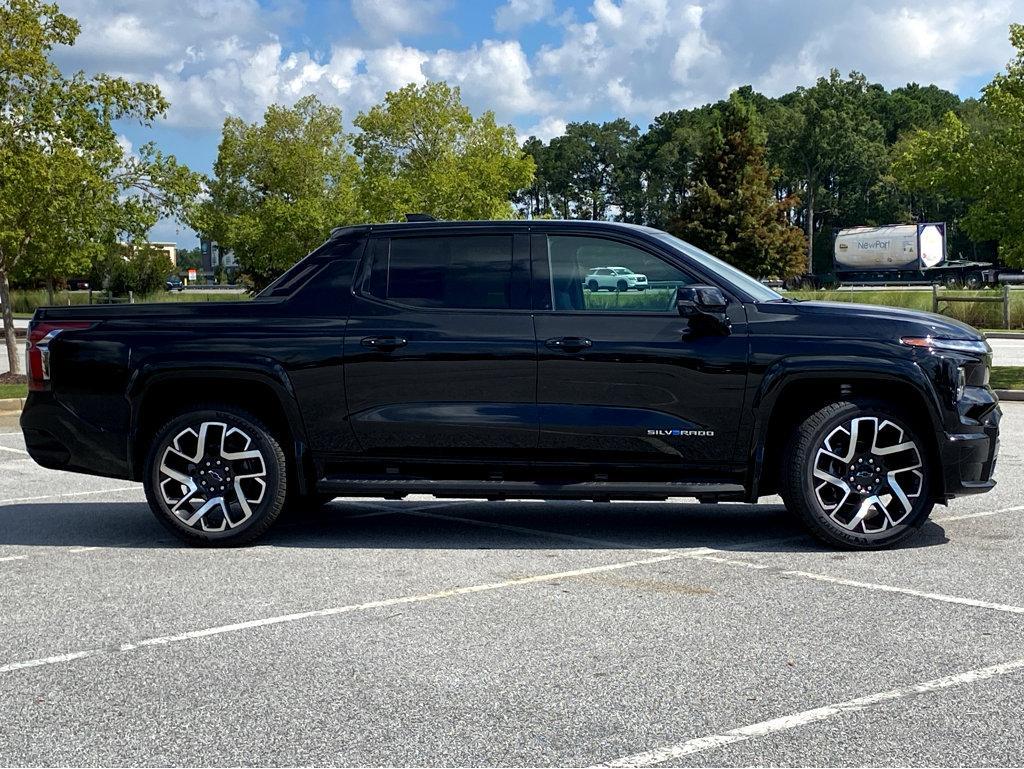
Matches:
[[536, 0, 725, 114], [519, 115, 567, 143], [49, 0, 1020, 138], [351, 0, 451, 44], [427, 40, 547, 113], [493, 0, 555, 32]]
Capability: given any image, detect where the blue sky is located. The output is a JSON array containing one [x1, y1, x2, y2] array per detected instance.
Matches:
[[50, 0, 1023, 246]]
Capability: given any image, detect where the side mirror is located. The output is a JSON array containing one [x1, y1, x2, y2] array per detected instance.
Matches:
[[677, 285, 731, 335]]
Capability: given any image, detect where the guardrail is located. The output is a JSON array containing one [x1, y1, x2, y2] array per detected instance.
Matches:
[[932, 284, 1011, 329]]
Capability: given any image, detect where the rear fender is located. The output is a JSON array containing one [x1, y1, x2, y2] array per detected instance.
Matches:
[[126, 356, 313, 493]]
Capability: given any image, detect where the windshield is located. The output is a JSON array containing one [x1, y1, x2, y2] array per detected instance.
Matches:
[[647, 230, 783, 303]]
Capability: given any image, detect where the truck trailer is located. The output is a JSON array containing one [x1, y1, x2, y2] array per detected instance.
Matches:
[[785, 223, 1015, 289]]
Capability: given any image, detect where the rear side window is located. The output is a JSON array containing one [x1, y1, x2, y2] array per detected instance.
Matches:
[[369, 235, 515, 310], [258, 238, 363, 299]]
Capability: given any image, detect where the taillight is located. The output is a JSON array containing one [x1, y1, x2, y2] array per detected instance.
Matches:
[[25, 322, 91, 391]]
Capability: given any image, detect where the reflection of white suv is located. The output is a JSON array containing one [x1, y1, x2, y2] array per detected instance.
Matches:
[[585, 266, 648, 292]]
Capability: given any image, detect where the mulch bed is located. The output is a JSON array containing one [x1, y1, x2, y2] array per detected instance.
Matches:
[[0, 372, 27, 385]]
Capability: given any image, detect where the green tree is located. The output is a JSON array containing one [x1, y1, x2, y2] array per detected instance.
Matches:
[[174, 246, 202, 271], [671, 95, 806, 279], [535, 119, 639, 221], [624, 106, 713, 228], [194, 95, 361, 290], [0, 0, 198, 373], [354, 82, 534, 222], [91, 243, 175, 296], [772, 70, 887, 272], [894, 24, 1024, 266]]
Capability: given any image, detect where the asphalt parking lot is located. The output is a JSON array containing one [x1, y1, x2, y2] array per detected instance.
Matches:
[[1, 405, 1023, 767]]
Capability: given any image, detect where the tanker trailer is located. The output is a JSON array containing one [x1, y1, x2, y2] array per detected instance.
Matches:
[[831, 223, 995, 288]]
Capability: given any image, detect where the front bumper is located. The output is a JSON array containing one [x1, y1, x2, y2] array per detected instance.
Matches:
[[939, 399, 1001, 498]]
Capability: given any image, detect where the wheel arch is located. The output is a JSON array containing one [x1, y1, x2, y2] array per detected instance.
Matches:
[[127, 360, 314, 495], [748, 358, 945, 501]]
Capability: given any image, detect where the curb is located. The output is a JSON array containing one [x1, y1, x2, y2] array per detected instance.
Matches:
[[996, 390, 1024, 402], [987, 332, 1024, 340], [0, 397, 25, 415]]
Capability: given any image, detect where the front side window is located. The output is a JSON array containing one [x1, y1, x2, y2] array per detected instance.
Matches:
[[370, 235, 514, 310], [547, 235, 696, 312]]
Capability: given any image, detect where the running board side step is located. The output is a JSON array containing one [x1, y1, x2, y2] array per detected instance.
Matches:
[[315, 478, 746, 502]]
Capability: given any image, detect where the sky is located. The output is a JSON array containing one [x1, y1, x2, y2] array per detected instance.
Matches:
[[49, 0, 1024, 247]]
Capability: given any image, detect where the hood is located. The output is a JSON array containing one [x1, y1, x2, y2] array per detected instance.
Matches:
[[784, 300, 984, 342]]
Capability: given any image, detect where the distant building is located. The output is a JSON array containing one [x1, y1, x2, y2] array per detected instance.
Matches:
[[116, 241, 178, 265], [200, 238, 238, 272], [148, 242, 178, 267]]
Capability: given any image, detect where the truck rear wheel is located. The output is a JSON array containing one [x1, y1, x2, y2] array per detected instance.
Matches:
[[143, 406, 288, 546], [781, 400, 934, 549]]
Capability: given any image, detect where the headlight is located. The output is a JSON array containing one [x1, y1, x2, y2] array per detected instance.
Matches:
[[901, 337, 990, 355]]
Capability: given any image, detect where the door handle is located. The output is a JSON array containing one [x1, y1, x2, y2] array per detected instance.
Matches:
[[361, 336, 408, 351], [545, 336, 593, 352]]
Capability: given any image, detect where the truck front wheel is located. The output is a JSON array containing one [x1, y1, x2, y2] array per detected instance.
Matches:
[[781, 400, 934, 549], [143, 406, 288, 546]]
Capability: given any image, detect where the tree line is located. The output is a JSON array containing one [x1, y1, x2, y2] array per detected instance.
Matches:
[[2, 0, 1023, 376]]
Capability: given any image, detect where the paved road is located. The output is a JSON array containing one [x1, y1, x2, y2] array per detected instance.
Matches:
[[0, 405, 1022, 766], [989, 337, 1024, 367], [0, 319, 27, 376]]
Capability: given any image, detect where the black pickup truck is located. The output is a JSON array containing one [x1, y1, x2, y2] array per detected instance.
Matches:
[[20, 220, 1001, 549]]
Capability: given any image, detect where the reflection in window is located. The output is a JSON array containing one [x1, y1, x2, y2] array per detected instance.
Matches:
[[548, 236, 694, 312]]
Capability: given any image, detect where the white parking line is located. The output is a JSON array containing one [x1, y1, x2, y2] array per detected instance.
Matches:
[[0, 555, 29, 563], [785, 570, 1024, 615], [408, 509, 1024, 616], [936, 505, 1024, 523], [0, 548, 714, 676], [0, 486, 139, 506], [0, 445, 28, 455], [595, 657, 1024, 767]]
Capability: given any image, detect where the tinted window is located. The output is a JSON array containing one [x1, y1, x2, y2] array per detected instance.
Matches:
[[547, 235, 695, 312], [375, 236, 514, 310], [257, 239, 362, 299]]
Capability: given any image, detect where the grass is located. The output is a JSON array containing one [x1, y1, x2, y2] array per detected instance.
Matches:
[[8, 288, 249, 314], [584, 287, 677, 311], [0, 383, 27, 400], [991, 366, 1024, 391], [789, 289, 1024, 330]]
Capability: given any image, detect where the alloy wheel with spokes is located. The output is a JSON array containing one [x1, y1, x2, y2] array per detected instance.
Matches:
[[144, 407, 288, 545], [783, 400, 934, 549], [812, 416, 924, 534], [158, 421, 268, 532]]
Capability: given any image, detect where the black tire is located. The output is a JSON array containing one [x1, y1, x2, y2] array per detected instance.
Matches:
[[616, 279, 628, 292], [781, 399, 933, 550], [966, 271, 983, 290], [143, 405, 288, 546], [944, 275, 962, 290], [587, 279, 599, 292]]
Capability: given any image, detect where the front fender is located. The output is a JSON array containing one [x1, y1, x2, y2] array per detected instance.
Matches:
[[747, 355, 945, 500]]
